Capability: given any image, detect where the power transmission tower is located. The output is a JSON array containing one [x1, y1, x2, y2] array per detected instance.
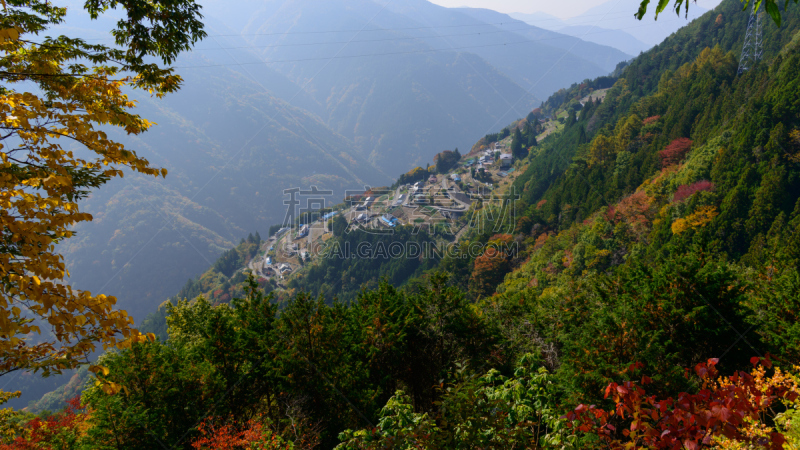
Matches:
[[738, 2, 764, 74]]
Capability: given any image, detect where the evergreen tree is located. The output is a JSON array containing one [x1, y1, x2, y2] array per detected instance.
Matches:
[[511, 128, 524, 159]]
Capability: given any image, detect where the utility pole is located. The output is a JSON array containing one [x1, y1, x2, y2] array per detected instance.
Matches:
[[738, 1, 764, 75]]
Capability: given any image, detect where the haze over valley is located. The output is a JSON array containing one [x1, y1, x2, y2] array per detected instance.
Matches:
[[56, 0, 634, 321]]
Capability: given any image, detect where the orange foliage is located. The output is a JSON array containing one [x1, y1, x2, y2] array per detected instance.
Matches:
[[534, 233, 551, 250], [190, 416, 313, 450], [605, 191, 656, 236], [568, 358, 799, 450], [470, 244, 512, 297], [488, 234, 514, 245]]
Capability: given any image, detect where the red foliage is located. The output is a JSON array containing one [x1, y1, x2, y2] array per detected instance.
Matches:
[[643, 115, 661, 126], [605, 191, 655, 230], [1, 397, 84, 450], [659, 138, 693, 167], [566, 358, 797, 450], [475, 248, 506, 267], [536, 199, 547, 209], [190, 418, 292, 450], [673, 180, 715, 202], [190, 416, 319, 450], [470, 245, 512, 297]]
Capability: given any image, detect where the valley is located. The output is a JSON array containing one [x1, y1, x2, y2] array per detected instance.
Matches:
[[4, 0, 800, 448], [51, 0, 635, 327]]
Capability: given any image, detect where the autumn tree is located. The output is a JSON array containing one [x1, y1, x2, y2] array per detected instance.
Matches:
[[469, 234, 515, 298], [567, 358, 799, 450], [673, 180, 714, 202], [0, 0, 205, 377], [0, 396, 87, 449], [659, 137, 693, 167]]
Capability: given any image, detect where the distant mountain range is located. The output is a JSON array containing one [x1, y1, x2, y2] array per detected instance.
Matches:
[[510, 0, 710, 55], [204, 0, 630, 167], [47, 0, 633, 330]]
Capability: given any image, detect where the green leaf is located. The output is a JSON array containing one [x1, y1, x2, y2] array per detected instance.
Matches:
[[655, 0, 673, 18], [636, 0, 652, 20], [765, 0, 781, 26]]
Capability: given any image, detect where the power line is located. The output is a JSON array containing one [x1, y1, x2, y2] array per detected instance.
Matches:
[[67, 19, 527, 42], [174, 19, 672, 69], [61, 9, 659, 43], [191, 13, 694, 53], [209, 10, 638, 37], [209, 8, 698, 38], [175, 40, 521, 68], [191, 24, 533, 51]]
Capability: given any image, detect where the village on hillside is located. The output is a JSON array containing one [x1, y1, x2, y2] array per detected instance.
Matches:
[[247, 134, 533, 284], [238, 82, 611, 287]]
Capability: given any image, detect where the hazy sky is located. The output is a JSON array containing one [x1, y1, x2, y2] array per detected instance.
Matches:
[[427, 0, 724, 19]]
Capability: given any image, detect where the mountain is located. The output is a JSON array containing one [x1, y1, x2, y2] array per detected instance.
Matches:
[[506, 11, 566, 30], [555, 25, 649, 55], [204, 0, 631, 168], [54, 0, 634, 323], [138, 0, 800, 353], [508, 10, 650, 56], [563, 0, 709, 46], [511, 0, 709, 51], [451, 7, 633, 75]]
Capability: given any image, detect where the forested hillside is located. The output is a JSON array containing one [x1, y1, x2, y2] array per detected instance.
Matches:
[[52, 0, 633, 331], [9, 0, 800, 448]]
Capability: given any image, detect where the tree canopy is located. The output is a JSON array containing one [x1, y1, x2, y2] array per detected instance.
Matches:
[[0, 0, 205, 378]]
